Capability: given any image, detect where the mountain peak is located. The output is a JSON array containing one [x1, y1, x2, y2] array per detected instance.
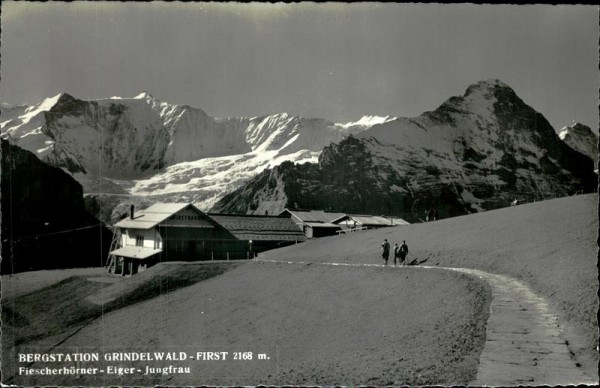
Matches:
[[570, 122, 592, 132], [424, 78, 523, 126], [464, 78, 513, 97], [30, 93, 68, 112], [481, 78, 510, 87], [134, 91, 157, 101], [45, 93, 88, 117], [55, 92, 77, 103], [559, 122, 594, 139], [271, 112, 292, 119], [558, 122, 598, 165]]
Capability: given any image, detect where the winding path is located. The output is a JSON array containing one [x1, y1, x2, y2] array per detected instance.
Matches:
[[444, 267, 596, 386], [257, 259, 597, 386]]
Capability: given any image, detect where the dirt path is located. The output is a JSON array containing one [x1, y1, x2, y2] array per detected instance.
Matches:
[[257, 259, 596, 386], [442, 267, 596, 386]]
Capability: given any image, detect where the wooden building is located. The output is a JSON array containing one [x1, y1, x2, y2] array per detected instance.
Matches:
[[208, 213, 306, 254], [278, 209, 345, 238], [108, 203, 305, 275]]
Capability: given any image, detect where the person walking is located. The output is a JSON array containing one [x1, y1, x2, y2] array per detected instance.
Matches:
[[399, 240, 409, 266], [393, 243, 400, 266], [381, 239, 390, 266]]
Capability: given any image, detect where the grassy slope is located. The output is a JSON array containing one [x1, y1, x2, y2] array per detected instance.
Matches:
[[2, 262, 238, 344], [1, 262, 238, 384], [1, 267, 107, 300], [7, 262, 490, 386], [262, 194, 599, 367]]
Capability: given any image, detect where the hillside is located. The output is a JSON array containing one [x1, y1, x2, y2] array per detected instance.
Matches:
[[212, 79, 596, 220], [261, 193, 599, 375], [0, 140, 113, 273], [2, 262, 489, 386]]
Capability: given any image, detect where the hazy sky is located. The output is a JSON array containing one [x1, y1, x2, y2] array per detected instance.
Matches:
[[1, 2, 598, 132]]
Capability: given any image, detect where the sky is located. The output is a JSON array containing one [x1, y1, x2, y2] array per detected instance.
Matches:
[[1, 2, 598, 132]]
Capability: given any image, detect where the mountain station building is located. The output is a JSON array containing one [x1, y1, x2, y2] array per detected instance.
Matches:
[[108, 203, 305, 275]]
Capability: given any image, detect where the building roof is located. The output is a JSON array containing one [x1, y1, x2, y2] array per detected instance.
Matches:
[[109, 246, 162, 260], [144, 203, 191, 214], [208, 214, 307, 241], [331, 214, 410, 226], [279, 209, 346, 224], [114, 203, 203, 230], [303, 222, 341, 228], [387, 217, 410, 225]]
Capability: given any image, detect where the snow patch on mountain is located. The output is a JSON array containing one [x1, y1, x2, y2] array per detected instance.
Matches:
[[129, 148, 319, 209], [338, 115, 397, 129]]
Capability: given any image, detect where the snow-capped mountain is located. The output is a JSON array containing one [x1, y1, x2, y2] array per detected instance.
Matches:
[[1, 92, 391, 215], [559, 122, 598, 167], [212, 79, 596, 220]]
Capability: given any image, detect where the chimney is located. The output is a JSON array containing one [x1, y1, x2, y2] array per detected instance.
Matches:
[[130, 205, 135, 220]]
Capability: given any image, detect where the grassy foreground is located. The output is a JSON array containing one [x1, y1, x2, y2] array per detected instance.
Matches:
[[2, 261, 489, 386], [262, 193, 599, 375]]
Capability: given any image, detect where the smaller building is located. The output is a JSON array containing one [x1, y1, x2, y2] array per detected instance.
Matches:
[[331, 214, 409, 233], [278, 209, 345, 238], [208, 213, 307, 254]]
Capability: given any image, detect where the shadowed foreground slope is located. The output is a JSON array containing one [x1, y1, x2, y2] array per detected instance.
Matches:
[[3, 262, 489, 386]]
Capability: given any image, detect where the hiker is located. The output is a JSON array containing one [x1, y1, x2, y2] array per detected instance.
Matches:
[[393, 243, 400, 265], [425, 210, 430, 222], [433, 208, 438, 221], [399, 240, 409, 266], [381, 239, 390, 266]]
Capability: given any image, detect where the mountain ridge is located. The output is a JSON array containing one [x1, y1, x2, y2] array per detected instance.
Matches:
[[1, 91, 394, 218], [212, 79, 596, 220], [2, 80, 595, 221], [1, 92, 390, 179]]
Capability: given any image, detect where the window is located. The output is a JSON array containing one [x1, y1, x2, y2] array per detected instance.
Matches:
[[136, 236, 144, 247]]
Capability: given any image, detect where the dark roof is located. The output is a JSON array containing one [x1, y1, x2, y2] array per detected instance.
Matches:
[[208, 214, 307, 241]]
